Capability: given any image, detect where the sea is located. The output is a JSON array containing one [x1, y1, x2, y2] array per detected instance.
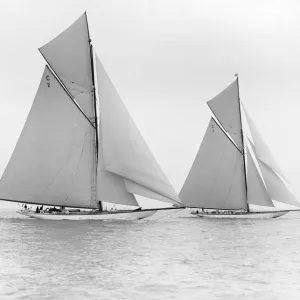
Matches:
[[0, 209, 300, 300]]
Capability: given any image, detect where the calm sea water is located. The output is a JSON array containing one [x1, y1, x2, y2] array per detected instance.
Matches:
[[0, 209, 300, 300]]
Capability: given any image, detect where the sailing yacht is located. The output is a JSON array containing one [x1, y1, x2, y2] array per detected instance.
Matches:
[[180, 76, 300, 219], [0, 13, 183, 220]]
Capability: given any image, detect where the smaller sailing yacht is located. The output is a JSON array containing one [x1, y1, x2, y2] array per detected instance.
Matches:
[[0, 13, 183, 220], [180, 76, 300, 219]]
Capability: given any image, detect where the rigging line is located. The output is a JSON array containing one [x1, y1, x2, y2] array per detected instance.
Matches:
[[236, 76, 249, 211], [40, 60, 95, 129], [65, 132, 89, 207], [85, 13, 99, 160], [210, 115, 243, 154]]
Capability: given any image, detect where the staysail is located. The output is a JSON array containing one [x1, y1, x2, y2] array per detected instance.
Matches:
[[179, 118, 247, 210], [207, 79, 243, 151], [246, 147, 274, 208], [96, 127, 139, 207], [95, 54, 182, 206], [0, 67, 97, 208]]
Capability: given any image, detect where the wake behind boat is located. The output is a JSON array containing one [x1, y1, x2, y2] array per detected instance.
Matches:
[[0, 13, 183, 221], [180, 76, 300, 219]]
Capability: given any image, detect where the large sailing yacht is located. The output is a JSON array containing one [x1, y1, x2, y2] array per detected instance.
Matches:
[[180, 76, 300, 218], [0, 13, 183, 220]]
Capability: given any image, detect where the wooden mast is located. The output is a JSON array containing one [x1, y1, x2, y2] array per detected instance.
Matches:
[[236, 74, 249, 212], [86, 12, 102, 211]]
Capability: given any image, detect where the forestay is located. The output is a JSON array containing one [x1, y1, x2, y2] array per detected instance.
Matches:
[[95, 54, 181, 206], [179, 118, 247, 210], [207, 79, 243, 151], [0, 67, 97, 208], [39, 13, 94, 119], [246, 148, 274, 208]]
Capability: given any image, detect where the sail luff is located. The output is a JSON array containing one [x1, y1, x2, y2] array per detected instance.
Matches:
[[236, 76, 249, 212], [85, 13, 99, 209], [38, 56, 95, 129]]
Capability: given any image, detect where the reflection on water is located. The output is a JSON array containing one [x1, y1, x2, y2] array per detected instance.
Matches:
[[0, 210, 300, 300]]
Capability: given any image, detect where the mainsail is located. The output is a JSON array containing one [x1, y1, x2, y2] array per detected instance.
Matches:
[[0, 13, 182, 209], [0, 67, 97, 208], [179, 118, 247, 210]]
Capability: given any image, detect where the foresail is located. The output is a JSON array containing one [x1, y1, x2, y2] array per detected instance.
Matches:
[[179, 118, 247, 210], [0, 67, 96, 208], [96, 171, 139, 207], [207, 79, 243, 150], [243, 105, 286, 180], [124, 179, 177, 205], [95, 54, 181, 206], [246, 148, 274, 208], [96, 131, 139, 207], [39, 13, 93, 119], [258, 161, 300, 207]]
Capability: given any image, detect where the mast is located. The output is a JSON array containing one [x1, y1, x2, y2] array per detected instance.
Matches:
[[85, 13, 102, 211], [236, 74, 249, 212]]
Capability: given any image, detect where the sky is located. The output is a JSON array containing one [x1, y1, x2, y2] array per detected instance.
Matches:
[[1, 0, 300, 209]]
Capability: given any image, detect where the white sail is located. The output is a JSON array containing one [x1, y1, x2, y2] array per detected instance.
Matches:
[[246, 148, 274, 208], [179, 118, 247, 210], [207, 79, 243, 150], [124, 179, 177, 205], [39, 13, 93, 119], [258, 160, 300, 207], [96, 171, 139, 207], [96, 128, 139, 207], [95, 54, 181, 206], [0, 67, 97, 208], [243, 105, 286, 180]]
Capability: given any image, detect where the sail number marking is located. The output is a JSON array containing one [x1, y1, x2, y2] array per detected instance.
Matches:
[[46, 75, 51, 87]]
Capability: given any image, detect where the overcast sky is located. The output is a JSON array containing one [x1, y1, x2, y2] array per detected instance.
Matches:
[[1, 0, 300, 209]]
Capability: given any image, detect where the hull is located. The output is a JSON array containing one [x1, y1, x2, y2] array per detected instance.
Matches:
[[193, 211, 289, 219], [17, 209, 157, 221]]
